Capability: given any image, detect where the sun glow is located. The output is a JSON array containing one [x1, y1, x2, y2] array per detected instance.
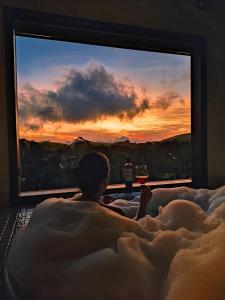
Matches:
[[19, 97, 190, 144]]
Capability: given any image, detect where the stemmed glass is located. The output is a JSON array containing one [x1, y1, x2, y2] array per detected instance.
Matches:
[[135, 164, 149, 185]]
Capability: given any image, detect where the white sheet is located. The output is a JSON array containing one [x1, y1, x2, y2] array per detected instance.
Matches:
[[6, 185, 225, 300]]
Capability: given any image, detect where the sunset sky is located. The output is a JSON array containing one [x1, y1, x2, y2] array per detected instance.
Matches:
[[16, 36, 191, 144]]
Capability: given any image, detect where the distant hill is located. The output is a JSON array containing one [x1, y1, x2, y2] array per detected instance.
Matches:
[[20, 138, 67, 146], [20, 133, 191, 148], [73, 136, 89, 144], [114, 136, 130, 144], [19, 133, 191, 192], [161, 133, 191, 143]]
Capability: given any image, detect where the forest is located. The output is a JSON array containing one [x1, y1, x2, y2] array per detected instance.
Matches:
[[19, 133, 191, 192]]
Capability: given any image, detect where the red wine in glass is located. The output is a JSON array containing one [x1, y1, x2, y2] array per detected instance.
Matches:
[[136, 175, 148, 184], [135, 165, 149, 185]]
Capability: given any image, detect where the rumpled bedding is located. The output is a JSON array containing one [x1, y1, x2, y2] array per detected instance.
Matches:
[[109, 185, 225, 217], [6, 185, 225, 300]]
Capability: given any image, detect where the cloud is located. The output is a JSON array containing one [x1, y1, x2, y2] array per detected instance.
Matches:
[[18, 84, 59, 124], [26, 124, 41, 131], [19, 64, 150, 125], [154, 91, 184, 110], [18, 63, 187, 144]]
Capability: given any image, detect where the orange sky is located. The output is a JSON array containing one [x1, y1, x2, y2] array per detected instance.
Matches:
[[19, 97, 190, 144]]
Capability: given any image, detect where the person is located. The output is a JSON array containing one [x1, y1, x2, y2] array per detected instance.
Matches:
[[73, 152, 152, 220]]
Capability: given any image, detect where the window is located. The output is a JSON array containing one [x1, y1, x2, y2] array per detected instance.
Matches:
[[4, 8, 207, 203]]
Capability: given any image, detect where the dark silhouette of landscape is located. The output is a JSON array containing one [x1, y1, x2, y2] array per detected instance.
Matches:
[[19, 133, 191, 192]]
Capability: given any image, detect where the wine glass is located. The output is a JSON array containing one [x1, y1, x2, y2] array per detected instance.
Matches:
[[135, 164, 149, 185]]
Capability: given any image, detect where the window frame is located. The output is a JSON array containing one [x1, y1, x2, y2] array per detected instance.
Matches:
[[3, 7, 207, 205]]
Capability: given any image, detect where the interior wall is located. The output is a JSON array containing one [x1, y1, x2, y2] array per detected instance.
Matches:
[[0, 0, 225, 206]]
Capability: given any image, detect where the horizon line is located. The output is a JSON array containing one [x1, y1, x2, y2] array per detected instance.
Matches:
[[19, 132, 191, 145]]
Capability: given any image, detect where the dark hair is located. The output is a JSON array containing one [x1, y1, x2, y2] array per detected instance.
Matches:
[[76, 152, 110, 195]]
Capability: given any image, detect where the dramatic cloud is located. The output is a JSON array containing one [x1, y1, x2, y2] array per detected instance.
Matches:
[[19, 64, 150, 124], [18, 63, 188, 144], [19, 84, 59, 124], [26, 124, 41, 131], [154, 91, 184, 110]]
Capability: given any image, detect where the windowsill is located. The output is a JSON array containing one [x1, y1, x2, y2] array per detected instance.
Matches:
[[20, 178, 192, 197]]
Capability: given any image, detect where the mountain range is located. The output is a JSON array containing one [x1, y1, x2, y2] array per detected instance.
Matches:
[[72, 133, 191, 145]]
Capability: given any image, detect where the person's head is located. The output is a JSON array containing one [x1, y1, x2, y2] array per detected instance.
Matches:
[[76, 152, 110, 197]]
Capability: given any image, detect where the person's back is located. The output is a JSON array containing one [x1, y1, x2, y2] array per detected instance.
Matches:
[[73, 152, 125, 215], [73, 152, 152, 219]]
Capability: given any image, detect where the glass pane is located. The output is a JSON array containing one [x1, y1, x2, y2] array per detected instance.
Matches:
[[16, 35, 191, 193]]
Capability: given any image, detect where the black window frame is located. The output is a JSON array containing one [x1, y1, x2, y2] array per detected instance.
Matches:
[[3, 7, 207, 206]]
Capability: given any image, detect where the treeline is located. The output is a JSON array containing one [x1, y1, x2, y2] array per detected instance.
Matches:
[[19, 137, 191, 192]]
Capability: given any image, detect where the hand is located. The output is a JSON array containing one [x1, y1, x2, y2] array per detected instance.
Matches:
[[140, 185, 152, 207], [134, 185, 152, 220]]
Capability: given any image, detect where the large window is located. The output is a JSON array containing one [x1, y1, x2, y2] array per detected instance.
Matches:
[[16, 36, 191, 193], [4, 8, 207, 202]]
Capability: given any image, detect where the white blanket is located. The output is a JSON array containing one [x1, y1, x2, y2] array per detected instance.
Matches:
[[6, 185, 225, 300], [109, 185, 225, 217]]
